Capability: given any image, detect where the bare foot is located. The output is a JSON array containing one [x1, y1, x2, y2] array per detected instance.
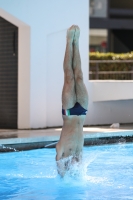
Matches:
[[67, 25, 75, 43], [74, 25, 80, 44]]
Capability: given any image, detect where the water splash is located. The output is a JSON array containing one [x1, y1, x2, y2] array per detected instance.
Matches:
[[56, 152, 101, 186]]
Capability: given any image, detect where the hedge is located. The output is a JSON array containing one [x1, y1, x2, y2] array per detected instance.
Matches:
[[89, 52, 133, 80], [89, 52, 133, 60]]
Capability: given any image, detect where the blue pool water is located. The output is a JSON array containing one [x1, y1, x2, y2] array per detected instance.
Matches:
[[0, 143, 133, 200]]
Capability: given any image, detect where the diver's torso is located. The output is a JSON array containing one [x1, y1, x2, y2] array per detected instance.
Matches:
[[57, 115, 85, 159]]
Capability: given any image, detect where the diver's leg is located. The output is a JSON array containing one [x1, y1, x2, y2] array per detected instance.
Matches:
[[62, 25, 76, 109], [73, 25, 88, 109]]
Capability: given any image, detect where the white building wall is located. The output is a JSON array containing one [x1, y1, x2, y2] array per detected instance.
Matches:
[[0, 8, 31, 129], [0, 0, 89, 128], [1, 0, 132, 128], [90, 80, 133, 102], [86, 81, 133, 125]]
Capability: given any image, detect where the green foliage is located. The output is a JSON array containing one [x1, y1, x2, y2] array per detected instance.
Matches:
[[89, 52, 133, 60], [89, 52, 133, 80]]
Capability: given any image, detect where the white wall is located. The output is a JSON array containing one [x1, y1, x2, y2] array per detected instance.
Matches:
[[86, 81, 133, 125], [91, 80, 133, 102], [0, 0, 89, 128], [0, 8, 31, 129], [1, 0, 133, 128]]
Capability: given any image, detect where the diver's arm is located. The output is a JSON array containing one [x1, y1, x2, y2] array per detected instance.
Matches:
[[56, 143, 66, 177], [55, 142, 62, 161]]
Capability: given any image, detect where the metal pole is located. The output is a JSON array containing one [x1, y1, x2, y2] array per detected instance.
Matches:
[[96, 63, 99, 79]]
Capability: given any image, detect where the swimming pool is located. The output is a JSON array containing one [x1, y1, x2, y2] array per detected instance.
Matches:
[[0, 143, 133, 200]]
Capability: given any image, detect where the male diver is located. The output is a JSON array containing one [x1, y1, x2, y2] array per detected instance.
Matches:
[[56, 25, 88, 176]]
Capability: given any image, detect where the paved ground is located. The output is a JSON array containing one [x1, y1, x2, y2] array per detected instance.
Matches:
[[0, 124, 133, 151]]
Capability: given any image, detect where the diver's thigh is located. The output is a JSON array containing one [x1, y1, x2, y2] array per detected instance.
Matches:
[[76, 80, 88, 109], [62, 81, 76, 109]]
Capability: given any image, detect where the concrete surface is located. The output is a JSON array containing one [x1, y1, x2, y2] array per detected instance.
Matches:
[[0, 124, 133, 152]]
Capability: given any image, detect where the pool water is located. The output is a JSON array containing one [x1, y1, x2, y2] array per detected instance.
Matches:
[[0, 143, 133, 200]]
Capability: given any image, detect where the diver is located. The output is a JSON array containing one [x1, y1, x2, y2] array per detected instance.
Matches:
[[56, 25, 88, 176]]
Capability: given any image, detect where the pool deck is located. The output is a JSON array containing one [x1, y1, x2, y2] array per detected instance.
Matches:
[[0, 124, 133, 152]]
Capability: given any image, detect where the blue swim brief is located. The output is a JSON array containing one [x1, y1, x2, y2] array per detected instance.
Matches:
[[62, 102, 87, 116]]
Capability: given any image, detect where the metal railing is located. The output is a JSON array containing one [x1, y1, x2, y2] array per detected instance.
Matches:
[[89, 60, 133, 80]]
